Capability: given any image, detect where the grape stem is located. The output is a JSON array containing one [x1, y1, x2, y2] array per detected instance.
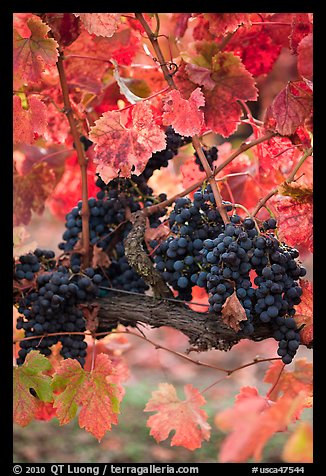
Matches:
[[57, 51, 90, 268], [135, 12, 229, 224], [145, 131, 276, 217]]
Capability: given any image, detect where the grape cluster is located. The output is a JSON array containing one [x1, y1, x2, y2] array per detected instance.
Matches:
[[194, 146, 218, 172], [153, 185, 230, 300], [152, 186, 306, 364], [15, 252, 103, 366], [14, 249, 56, 281]]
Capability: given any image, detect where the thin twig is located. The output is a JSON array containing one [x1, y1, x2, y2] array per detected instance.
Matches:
[[135, 13, 230, 224], [57, 52, 90, 267], [145, 132, 276, 217], [198, 357, 282, 397]]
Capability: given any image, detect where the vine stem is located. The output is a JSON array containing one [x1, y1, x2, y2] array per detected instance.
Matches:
[[145, 131, 276, 217], [13, 328, 281, 377], [199, 357, 282, 397], [135, 12, 229, 224], [57, 51, 90, 267], [266, 362, 285, 399], [252, 147, 313, 217]]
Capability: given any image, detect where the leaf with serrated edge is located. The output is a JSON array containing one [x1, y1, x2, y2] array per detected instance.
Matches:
[[216, 386, 308, 462], [13, 351, 53, 426], [264, 358, 313, 403], [52, 354, 123, 441], [162, 88, 205, 136], [89, 102, 166, 182], [185, 51, 258, 137], [74, 13, 120, 37], [13, 95, 47, 144], [145, 383, 211, 451], [13, 17, 59, 87]]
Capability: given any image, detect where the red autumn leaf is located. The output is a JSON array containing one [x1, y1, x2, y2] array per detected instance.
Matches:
[[204, 13, 251, 37], [264, 358, 313, 403], [255, 133, 304, 193], [125, 14, 152, 34], [171, 13, 191, 38], [266, 82, 313, 136], [188, 286, 209, 312], [74, 13, 120, 37], [184, 63, 216, 91], [225, 26, 282, 77], [282, 422, 313, 463], [215, 385, 308, 462], [39, 13, 81, 47], [221, 293, 248, 332], [13, 95, 47, 144], [192, 15, 213, 41], [34, 401, 57, 421], [266, 13, 312, 52], [89, 102, 166, 182], [216, 387, 269, 434], [162, 88, 205, 136], [289, 13, 313, 54], [52, 354, 124, 441], [216, 144, 262, 212], [184, 51, 258, 137], [64, 28, 140, 94], [297, 33, 313, 81], [180, 156, 206, 193], [144, 383, 211, 451], [47, 152, 99, 220], [13, 13, 39, 37], [293, 280, 313, 346], [14, 351, 53, 427], [13, 17, 59, 88], [13, 145, 66, 226], [271, 194, 313, 253], [84, 341, 130, 384]]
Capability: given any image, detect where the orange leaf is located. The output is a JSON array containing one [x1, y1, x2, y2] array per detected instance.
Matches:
[[221, 293, 247, 331], [215, 386, 308, 462], [52, 354, 124, 441], [282, 422, 313, 463], [89, 102, 166, 182], [34, 401, 57, 421], [264, 358, 313, 403], [144, 383, 211, 450]]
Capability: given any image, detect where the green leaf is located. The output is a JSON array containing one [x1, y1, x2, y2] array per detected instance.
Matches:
[[13, 350, 53, 426]]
